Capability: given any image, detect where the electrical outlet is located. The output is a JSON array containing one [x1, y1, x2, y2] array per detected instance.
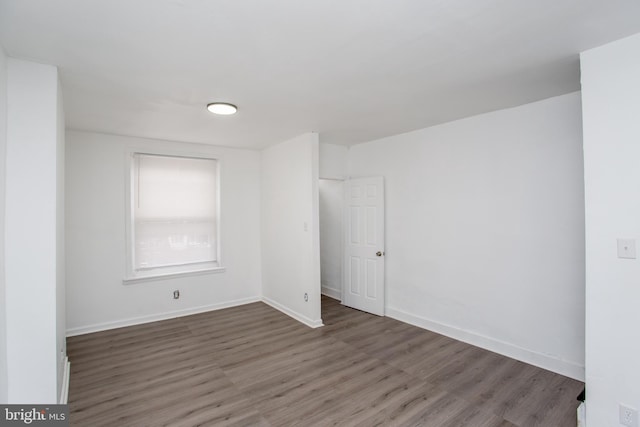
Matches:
[[620, 404, 638, 427], [173, 290, 180, 300], [304, 292, 309, 302]]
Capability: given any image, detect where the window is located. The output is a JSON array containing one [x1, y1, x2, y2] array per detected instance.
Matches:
[[125, 152, 221, 282]]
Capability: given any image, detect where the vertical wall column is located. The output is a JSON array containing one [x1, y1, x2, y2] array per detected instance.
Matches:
[[581, 33, 640, 426], [5, 59, 65, 403], [261, 133, 322, 327]]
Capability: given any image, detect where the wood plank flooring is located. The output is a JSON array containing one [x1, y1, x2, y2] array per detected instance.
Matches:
[[67, 296, 583, 426]]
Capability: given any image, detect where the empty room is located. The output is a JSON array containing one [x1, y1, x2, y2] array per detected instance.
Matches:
[[0, 1, 639, 426]]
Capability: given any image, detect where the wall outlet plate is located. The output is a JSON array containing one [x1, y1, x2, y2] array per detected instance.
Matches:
[[620, 404, 638, 427]]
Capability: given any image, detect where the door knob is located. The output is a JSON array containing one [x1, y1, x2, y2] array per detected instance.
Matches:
[[376, 251, 384, 257]]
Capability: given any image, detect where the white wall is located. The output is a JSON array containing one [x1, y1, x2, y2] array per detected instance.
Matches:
[[348, 92, 585, 380], [581, 33, 640, 426], [319, 179, 343, 300], [5, 59, 65, 403], [65, 131, 262, 334], [0, 43, 8, 404], [319, 143, 348, 180], [261, 133, 322, 327]]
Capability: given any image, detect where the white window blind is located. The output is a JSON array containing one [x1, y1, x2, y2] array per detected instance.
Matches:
[[133, 153, 218, 271]]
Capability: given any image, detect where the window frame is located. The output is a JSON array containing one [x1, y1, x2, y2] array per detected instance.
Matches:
[[123, 148, 224, 284]]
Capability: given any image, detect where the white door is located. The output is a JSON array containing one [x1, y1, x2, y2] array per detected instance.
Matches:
[[343, 177, 385, 315]]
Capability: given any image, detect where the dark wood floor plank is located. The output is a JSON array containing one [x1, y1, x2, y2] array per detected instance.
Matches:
[[225, 337, 364, 393], [67, 295, 582, 426]]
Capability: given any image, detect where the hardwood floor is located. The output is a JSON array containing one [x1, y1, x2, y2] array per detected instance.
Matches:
[[67, 296, 583, 426]]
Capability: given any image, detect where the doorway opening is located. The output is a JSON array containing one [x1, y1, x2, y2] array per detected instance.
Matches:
[[319, 176, 386, 317], [319, 178, 344, 312]]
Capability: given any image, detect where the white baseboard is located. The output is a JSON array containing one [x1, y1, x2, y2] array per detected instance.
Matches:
[[577, 402, 586, 427], [59, 357, 70, 404], [66, 296, 261, 336], [262, 296, 324, 328], [321, 286, 341, 301], [386, 306, 585, 381]]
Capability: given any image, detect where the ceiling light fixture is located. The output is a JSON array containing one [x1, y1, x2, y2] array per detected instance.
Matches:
[[207, 102, 237, 115]]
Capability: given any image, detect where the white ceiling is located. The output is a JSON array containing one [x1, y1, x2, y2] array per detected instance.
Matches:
[[1, 0, 640, 149]]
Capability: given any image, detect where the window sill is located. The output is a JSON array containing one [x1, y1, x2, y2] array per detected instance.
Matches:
[[123, 267, 226, 285]]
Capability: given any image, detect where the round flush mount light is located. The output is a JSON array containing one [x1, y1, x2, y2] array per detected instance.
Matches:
[[207, 102, 237, 115]]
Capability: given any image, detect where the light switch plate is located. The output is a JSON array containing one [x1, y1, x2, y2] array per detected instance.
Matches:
[[617, 239, 636, 259]]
